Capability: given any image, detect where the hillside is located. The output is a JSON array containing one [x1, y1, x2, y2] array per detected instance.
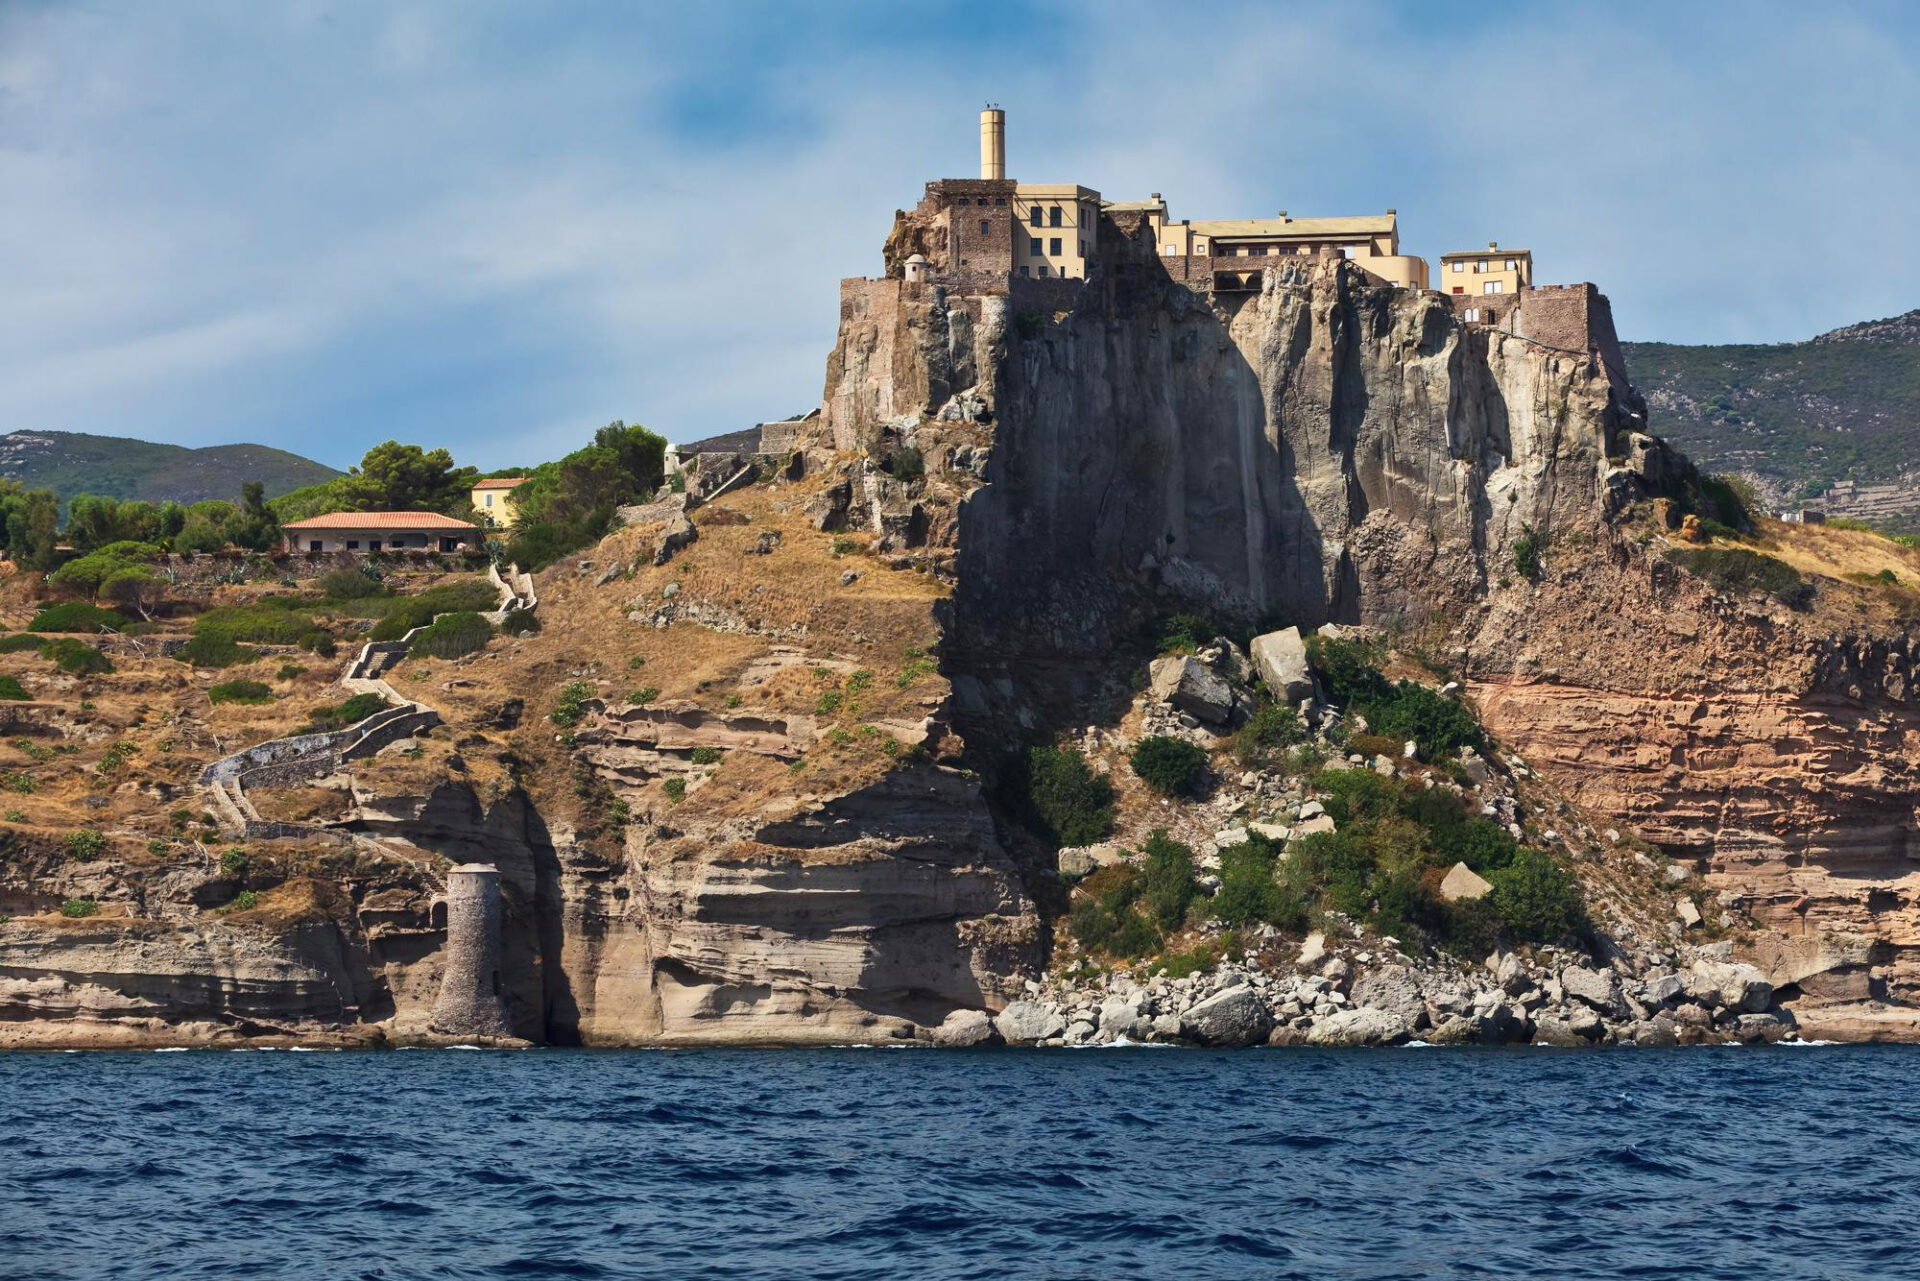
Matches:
[[0, 430, 339, 506], [1624, 309, 1920, 521]]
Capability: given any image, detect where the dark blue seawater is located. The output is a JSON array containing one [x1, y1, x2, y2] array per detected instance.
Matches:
[[2, 1045, 1915, 1280]]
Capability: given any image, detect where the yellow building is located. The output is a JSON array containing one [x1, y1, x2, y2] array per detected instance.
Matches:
[[1439, 243, 1532, 298], [472, 477, 528, 528], [1012, 183, 1103, 280], [1149, 207, 1428, 290]]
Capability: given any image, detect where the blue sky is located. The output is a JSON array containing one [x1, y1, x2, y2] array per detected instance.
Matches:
[[5, 0, 1918, 471]]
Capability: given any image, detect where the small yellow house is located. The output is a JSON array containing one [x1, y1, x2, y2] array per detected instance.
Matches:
[[1439, 242, 1533, 298], [472, 477, 528, 528]]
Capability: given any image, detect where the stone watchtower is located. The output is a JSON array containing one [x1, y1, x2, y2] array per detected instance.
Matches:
[[430, 863, 513, 1038]]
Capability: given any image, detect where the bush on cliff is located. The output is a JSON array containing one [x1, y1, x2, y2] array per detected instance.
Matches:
[[41, 638, 111, 676], [304, 692, 389, 734], [1130, 736, 1207, 797], [1023, 744, 1115, 847], [0, 675, 27, 701], [1486, 849, 1588, 943], [1307, 636, 1480, 759], [1138, 831, 1199, 931], [1232, 700, 1306, 768], [46, 541, 165, 598], [176, 633, 255, 669], [1212, 834, 1303, 931]]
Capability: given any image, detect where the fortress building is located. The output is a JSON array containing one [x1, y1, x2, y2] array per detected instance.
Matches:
[[883, 107, 1575, 316]]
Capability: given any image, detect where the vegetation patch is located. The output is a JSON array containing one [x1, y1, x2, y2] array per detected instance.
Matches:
[[1663, 545, 1815, 609], [1130, 735, 1208, 797], [304, 692, 390, 734], [1068, 832, 1199, 959], [176, 633, 257, 669], [208, 679, 274, 706], [41, 639, 112, 675], [28, 601, 126, 633], [1308, 636, 1479, 758], [64, 829, 106, 861], [409, 610, 492, 660], [550, 681, 594, 728], [0, 675, 27, 701], [1022, 744, 1115, 847], [59, 897, 99, 918]]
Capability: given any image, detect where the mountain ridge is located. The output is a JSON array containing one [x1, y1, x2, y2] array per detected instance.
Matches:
[[0, 429, 339, 506]]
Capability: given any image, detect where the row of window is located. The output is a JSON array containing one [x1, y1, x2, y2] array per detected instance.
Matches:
[[1450, 282, 1506, 297], [1028, 205, 1068, 227], [1027, 237, 1085, 257], [953, 196, 1008, 207], [1017, 265, 1067, 278], [1450, 259, 1520, 273]]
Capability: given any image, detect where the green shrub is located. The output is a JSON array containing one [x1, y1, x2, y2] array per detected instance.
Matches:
[[1154, 943, 1219, 979], [690, 746, 722, 765], [42, 639, 112, 675], [1138, 830, 1198, 930], [3, 773, 34, 794], [1512, 527, 1541, 578], [28, 601, 125, 633], [176, 633, 256, 669], [1232, 701, 1305, 767], [209, 679, 273, 705], [298, 631, 336, 657], [318, 567, 386, 600], [1307, 636, 1478, 758], [59, 897, 99, 918], [662, 777, 686, 803], [219, 847, 249, 876], [830, 537, 857, 557], [1487, 849, 1587, 943], [1663, 546, 1814, 609], [1156, 612, 1218, 655], [192, 604, 317, 647], [550, 681, 594, 727], [627, 655, 647, 670], [500, 609, 541, 636], [46, 541, 165, 597], [1025, 744, 1115, 847], [305, 692, 390, 733], [0, 675, 26, 701], [276, 663, 307, 681], [1067, 865, 1163, 961], [1130, 735, 1207, 797], [219, 889, 260, 914], [65, 829, 106, 861], [1212, 835, 1301, 929], [0, 634, 45, 654], [630, 686, 661, 706], [410, 610, 492, 660]]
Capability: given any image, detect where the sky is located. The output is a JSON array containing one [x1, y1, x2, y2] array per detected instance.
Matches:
[[4, 0, 1919, 471]]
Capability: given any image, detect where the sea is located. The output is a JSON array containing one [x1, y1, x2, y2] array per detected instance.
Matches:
[[1, 1043, 1912, 1280]]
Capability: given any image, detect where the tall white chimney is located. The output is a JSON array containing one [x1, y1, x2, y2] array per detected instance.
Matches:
[[980, 106, 1005, 181]]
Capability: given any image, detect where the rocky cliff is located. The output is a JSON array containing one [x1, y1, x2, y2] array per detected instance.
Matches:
[[6, 224, 1920, 1048]]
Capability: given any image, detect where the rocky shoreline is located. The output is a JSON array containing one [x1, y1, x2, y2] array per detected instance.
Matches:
[[933, 936, 1799, 1050]]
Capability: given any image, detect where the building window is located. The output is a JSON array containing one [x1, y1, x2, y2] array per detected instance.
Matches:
[[484, 493, 494, 507], [1484, 281, 1504, 294], [1079, 240, 1086, 258], [1505, 259, 1517, 270], [956, 198, 969, 206], [1049, 237, 1061, 255], [1451, 261, 1464, 273], [1464, 307, 1480, 322], [1029, 237, 1042, 254], [1195, 241, 1206, 254], [346, 539, 359, 549], [368, 539, 381, 551], [1018, 266, 1029, 277], [980, 220, 990, 235], [1473, 261, 1484, 273], [994, 196, 1005, 205], [1029, 208, 1042, 227], [1452, 286, 1465, 295], [1162, 244, 1176, 255], [1049, 206, 1062, 227], [1037, 265, 1049, 277]]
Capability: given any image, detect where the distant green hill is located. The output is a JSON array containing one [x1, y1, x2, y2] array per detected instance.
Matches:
[[1624, 309, 1920, 508], [0, 431, 339, 507]]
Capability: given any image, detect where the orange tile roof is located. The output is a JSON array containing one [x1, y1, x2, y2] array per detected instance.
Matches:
[[281, 511, 481, 531], [474, 477, 529, 489]]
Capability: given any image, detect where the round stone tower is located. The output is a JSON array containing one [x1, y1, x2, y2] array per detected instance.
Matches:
[[430, 863, 512, 1038]]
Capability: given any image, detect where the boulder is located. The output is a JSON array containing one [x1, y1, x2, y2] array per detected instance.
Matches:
[[1293, 814, 1336, 837], [1248, 821, 1291, 842], [1149, 656, 1236, 725], [1531, 1015, 1587, 1047], [1057, 844, 1124, 880], [1249, 627, 1314, 704], [1439, 862, 1493, 902], [1559, 965, 1626, 1017], [1305, 1007, 1409, 1047], [1264, 1023, 1307, 1048], [1180, 986, 1273, 1047], [1629, 1017, 1679, 1048], [1296, 931, 1327, 966], [1733, 1011, 1796, 1044], [1674, 898, 1702, 928], [1349, 965, 1428, 1030], [1425, 1015, 1479, 1045], [930, 1009, 996, 1047], [1640, 973, 1685, 1006], [993, 1000, 1065, 1044], [1688, 961, 1773, 1014]]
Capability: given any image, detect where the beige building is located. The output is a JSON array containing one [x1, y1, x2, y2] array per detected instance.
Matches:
[[1439, 243, 1532, 298], [1148, 207, 1428, 290], [1013, 183, 1102, 280], [472, 477, 528, 528], [281, 511, 482, 555]]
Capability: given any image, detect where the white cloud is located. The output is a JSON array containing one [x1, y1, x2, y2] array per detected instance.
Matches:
[[2, 1, 1916, 469]]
